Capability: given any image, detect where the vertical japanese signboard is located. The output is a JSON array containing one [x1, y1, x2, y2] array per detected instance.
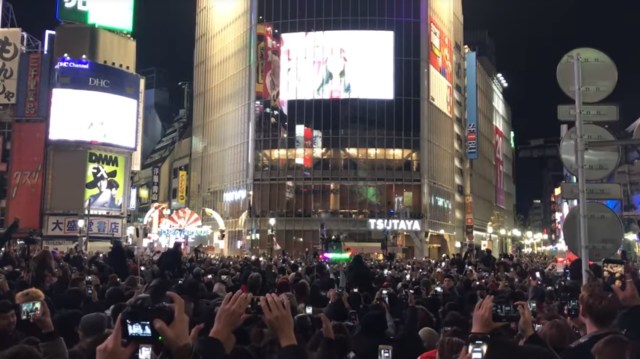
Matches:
[[25, 53, 42, 117], [465, 51, 479, 160], [151, 166, 160, 202], [0, 29, 22, 104], [177, 170, 187, 205], [6, 123, 46, 230], [495, 126, 506, 208]]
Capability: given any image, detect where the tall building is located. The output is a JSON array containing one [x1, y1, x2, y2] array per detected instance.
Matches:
[[192, 0, 465, 257], [32, 0, 142, 252], [465, 43, 516, 253]]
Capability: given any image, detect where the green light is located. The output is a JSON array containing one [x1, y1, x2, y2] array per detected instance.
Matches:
[[57, 0, 135, 33], [323, 252, 351, 260], [510, 131, 515, 148]]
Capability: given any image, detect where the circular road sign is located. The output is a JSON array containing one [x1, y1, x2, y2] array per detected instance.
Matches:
[[557, 48, 618, 103], [560, 124, 620, 181], [563, 202, 623, 261]]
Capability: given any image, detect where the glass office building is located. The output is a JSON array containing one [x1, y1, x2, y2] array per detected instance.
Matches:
[[192, 0, 466, 257]]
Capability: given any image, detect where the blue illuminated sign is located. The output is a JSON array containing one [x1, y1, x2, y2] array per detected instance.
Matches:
[[466, 52, 479, 160], [55, 57, 140, 100]]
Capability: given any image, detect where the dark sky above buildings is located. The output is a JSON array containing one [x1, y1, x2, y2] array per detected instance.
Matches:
[[14, 0, 640, 216]]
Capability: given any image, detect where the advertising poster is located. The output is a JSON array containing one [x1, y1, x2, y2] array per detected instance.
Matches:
[[178, 171, 187, 205], [85, 151, 126, 211], [263, 24, 282, 109], [6, 123, 46, 230], [0, 29, 22, 104], [428, 17, 453, 117], [49, 58, 141, 149], [494, 126, 506, 208], [256, 24, 266, 98], [465, 52, 479, 160], [280, 30, 394, 100]]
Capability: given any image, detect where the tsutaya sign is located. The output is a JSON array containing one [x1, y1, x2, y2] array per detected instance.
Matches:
[[368, 219, 422, 231]]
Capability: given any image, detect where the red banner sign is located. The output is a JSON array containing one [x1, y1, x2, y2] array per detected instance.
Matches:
[[6, 123, 46, 230], [25, 53, 42, 118]]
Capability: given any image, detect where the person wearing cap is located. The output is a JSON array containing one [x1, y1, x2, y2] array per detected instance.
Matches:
[[0, 300, 21, 351], [78, 312, 110, 341]]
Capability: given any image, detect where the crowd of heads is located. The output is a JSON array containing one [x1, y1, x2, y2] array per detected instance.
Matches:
[[0, 240, 636, 359]]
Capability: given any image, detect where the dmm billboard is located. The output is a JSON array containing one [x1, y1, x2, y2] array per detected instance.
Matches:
[[6, 123, 46, 230]]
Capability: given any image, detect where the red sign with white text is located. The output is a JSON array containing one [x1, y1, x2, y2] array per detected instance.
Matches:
[[6, 123, 46, 230], [495, 126, 506, 208]]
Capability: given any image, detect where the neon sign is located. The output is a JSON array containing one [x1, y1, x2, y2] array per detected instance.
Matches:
[[368, 219, 422, 231], [157, 227, 213, 238]]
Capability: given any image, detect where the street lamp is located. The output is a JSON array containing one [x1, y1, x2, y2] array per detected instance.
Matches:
[[268, 218, 276, 257], [499, 228, 507, 236], [78, 219, 86, 252]]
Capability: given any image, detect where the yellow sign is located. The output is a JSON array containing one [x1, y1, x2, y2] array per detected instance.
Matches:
[[178, 171, 187, 205]]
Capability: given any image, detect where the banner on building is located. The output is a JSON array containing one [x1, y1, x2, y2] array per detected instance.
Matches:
[[24, 53, 42, 117], [6, 123, 46, 230], [44, 215, 124, 238], [0, 29, 22, 104], [84, 151, 126, 211], [465, 52, 479, 160], [465, 195, 474, 236], [178, 170, 187, 205], [151, 166, 160, 202], [495, 126, 506, 208], [428, 17, 453, 117]]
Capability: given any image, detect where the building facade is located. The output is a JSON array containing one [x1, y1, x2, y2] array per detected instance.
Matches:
[[465, 49, 517, 253], [192, 0, 466, 257]]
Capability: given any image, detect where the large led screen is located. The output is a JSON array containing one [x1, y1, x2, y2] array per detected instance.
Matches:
[[280, 30, 394, 100], [49, 89, 138, 149], [49, 59, 140, 149]]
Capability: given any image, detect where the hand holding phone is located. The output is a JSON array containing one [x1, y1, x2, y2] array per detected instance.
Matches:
[[468, 335, 489, 359]]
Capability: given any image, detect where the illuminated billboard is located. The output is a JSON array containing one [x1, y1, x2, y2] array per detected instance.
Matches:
[[280, 30, 394, 100], [429, 17, 453, 117], [49, 58, 140, 149], [57, 0, 135, 33], [85, 151, 126, 212]]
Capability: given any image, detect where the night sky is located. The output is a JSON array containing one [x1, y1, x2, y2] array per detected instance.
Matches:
[[13, 0, 640, 216]]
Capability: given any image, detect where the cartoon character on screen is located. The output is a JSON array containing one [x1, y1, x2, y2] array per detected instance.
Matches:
[[316, 47, 351, 99], [85, 165, 122, 210]]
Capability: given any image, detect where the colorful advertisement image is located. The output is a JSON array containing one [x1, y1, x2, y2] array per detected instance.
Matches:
[[280, 30, 394, 100], [428, 17, 453, 117], [85, 151, 125, 211], [49, 58, 140, 149]]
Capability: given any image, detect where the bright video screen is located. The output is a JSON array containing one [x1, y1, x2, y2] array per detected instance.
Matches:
[[49, 88, 138, 149], [280, 30, 394, 100]]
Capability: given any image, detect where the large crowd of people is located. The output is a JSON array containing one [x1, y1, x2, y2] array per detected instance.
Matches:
[[0, 239, 637, 359]]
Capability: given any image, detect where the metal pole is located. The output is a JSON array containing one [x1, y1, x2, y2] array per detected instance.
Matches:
[[573, 55, 589, 285]]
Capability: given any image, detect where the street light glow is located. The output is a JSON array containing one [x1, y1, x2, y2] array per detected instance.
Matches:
[[268, 218, 276, 226]]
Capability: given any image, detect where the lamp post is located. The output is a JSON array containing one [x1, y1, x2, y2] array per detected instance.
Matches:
[[487, 225, 494, 253], [268, 218, 276, 258], [78, 219, 86, 253]]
